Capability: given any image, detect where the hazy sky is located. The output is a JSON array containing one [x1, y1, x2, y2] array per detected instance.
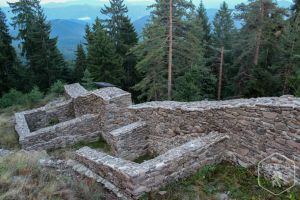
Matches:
[[0, 0, 248, 7], [0, 0, 294, 7]]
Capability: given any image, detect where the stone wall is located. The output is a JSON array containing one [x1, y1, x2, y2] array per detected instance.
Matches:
[[129, 96, 300, 180], [15, 84, 300, 198], [15, 84, 135, 151], [76, 132, 228, 199], [73, 93, 107, 117], [96, 88, 136, 133], [107, 121, 149, 161], [20, 114, 102, 150], [25, 100, 75, 132]]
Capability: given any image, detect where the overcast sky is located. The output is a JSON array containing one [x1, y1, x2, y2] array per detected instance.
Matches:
[[0, 0, 294, 8]]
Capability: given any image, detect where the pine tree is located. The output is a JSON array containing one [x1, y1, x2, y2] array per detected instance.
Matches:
[[81, 69, 95, 90], [119, 17, 139, 92], [133, 0, 200, 101], [132, 20, 168, 101], [174, 62, 217, 101], [196, 0, 211, 43], [278, 0, 300, 95], [101, 0, 139, 92], [0, 8, 19, 96], [74, 44, 87, 82], [232, 0, 287, 97], [101, 0, 128, 48], [9, 0, 67, 91], [86, 19, 122, 85], [211, 2, 235, 99]]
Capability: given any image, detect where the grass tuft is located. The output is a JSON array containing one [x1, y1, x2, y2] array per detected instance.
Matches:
[[141, 162, 300, 200]]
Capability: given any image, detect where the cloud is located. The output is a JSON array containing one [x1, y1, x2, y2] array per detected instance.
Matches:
[[78, 16, 91, 21]]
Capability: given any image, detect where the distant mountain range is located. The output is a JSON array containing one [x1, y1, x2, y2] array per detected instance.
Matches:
[[2, 0, 293, 60]]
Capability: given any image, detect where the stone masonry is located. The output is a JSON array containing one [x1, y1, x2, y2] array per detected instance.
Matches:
[[15, 83, 134, 150], [14, 84, 300, 199]]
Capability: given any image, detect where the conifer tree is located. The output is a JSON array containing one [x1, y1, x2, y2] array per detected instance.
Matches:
[[101, 0, 139, 92], [196, 0, 211, 43], [0, 8, 19, 95], [278, 0, 300, 95], [101, 0, 128, 48], [81, 69, 95, 90], [9, 0, 67, 91], [132, 20, 168, 101], [86, 19, 122, 85], [211, 2, 235, 99], [232, 0, 287, 97], [74, 44, 87, 82], [133, 0, 216, 101], [133, 0, 197, 101]]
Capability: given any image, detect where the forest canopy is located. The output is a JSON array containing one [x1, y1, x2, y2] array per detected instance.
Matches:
[[0, 0, 299, 105]]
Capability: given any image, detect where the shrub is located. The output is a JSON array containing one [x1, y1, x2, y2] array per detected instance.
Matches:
[[25, 86, 44, 106], [49, 80, 65, 95], [0, 87, 44, 109], [0, 89, 25, 108]]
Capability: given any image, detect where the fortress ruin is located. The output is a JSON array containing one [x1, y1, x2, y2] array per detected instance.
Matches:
[[15, 83, 300, 199]]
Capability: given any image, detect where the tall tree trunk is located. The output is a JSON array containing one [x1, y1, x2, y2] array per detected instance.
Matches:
[[254, 0, 264, 65], [218, 46, 224, 100], [168, 0, 173, 100]]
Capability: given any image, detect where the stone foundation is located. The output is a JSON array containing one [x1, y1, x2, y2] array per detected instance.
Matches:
[[76, 132, 229, 199], [15, 84, 134, 150], [14, 84, 300, 199]]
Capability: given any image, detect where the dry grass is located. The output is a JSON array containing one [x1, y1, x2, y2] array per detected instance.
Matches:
[[0, 113, 20, 150], [0, 151, 106, 200]]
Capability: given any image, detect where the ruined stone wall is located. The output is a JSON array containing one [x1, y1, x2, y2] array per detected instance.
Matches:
[[73, 93, 107, 117], [15, 84, 136, 151], [25, 100, 75, 132], [129, 97, 300, 181], [107, 121, 149, 161], [93, 88, 138, 141], [76, 132, 228, 199], [20, 114, 102, 150]]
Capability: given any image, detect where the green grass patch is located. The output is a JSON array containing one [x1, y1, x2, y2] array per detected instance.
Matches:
[[72, 137, 111, 152], [141, 162, 300, 200], [48, 137, 111, 160], [134, 153, 157, 164]]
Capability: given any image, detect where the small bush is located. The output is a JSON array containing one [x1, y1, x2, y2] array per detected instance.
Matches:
[[0, 87, 44, 109], [25, 86, 44, 106], [0, 89, 25, 108], [49, 80, 65, 95]]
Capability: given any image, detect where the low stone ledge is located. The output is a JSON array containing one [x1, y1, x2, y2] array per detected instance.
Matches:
[[75, 132, 229, 199]]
